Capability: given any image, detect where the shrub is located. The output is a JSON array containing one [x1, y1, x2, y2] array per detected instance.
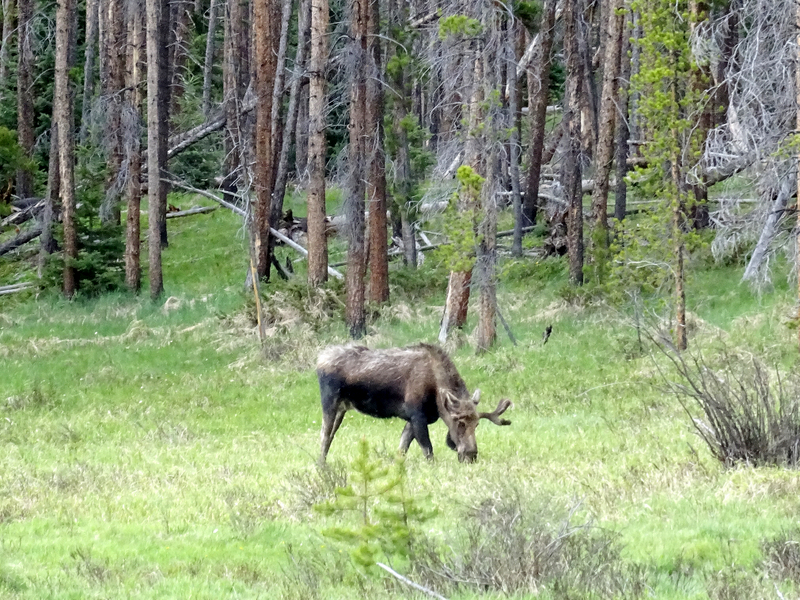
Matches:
[[657, 341, 800, 467], [411, 494, 646, 598]]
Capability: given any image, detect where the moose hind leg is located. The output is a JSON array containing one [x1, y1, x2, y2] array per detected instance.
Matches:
[[320, 405, 346, 463]]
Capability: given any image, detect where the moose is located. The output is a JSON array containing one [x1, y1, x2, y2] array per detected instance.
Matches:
[[316, 343, 512, 463]]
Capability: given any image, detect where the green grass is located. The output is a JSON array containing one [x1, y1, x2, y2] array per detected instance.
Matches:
[[2, 201, 800, 598]]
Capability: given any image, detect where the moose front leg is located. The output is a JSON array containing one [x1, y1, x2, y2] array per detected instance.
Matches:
[[409, 416, 434, 459], [399, 422, 414, 454]]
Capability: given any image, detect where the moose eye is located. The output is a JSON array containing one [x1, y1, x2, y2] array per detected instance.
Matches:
[[457, 421, 467, 435]]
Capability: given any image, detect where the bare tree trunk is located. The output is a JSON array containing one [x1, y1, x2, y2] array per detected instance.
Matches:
[[307, 0, 329, 286], [169, 0, 192, 120], [366, 0, 388, 304], [345, 0, 368, 338], [263, 0, 294, 280], [688, 0, 710, 230], [222, 0, 248, 205], [16, 0, 34, 200], [157, 0, 171, 248], [476, 148, 497, 353], [202, 0, 219, 117], [147, 0, 165, 299], [54, 0, 77, 297], [440, 54, 483, 344], [510, 21, 523, 257], [100, 0, 127, 225], [523, 0, 557, 228], [796, 0, 800, 353], [0, 0, 14, 96], [126, 0, 145, 292], [272, 0, 310, 218], [295, 82, 309, 178], [588, 0, 623, 278], [79, 0, 99, 143], [38, 124, 59, 277], [614, 14, 632, 222], [253, 0, 280, 279], [564, 0, 584, 286]]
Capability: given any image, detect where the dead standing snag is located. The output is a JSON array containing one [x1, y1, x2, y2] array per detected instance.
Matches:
[[316, 344, 512, 463]]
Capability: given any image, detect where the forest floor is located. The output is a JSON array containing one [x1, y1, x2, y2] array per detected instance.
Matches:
[[2, 197, 800, 599]]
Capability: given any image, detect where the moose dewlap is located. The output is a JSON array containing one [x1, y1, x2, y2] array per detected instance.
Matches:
[[316, 343, 512, 463]]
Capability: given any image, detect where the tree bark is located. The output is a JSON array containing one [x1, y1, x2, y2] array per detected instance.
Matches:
[[202, 0, 219, 117], [253, 0, 280, 279], [345, 0, 368, 338], [589, 0, 623, 234], [38, 124, 59, 277], [169, 0, 192, 120], [222, 0, 249, 205], [271, 0, 310, 229], [126, 0, 145, 292], [157, 0, 171, 248], [510, 21, 523, 257], [79, 0, 99, 144], [147, 0, 165, 299], [307, 0, 329, 286], [16, 0, 34, 201], [54, 0, 77, 297], [0, 0, 14, 97], [613, 14, 632, 222], [564, 0, 584, 286], [523, 0, 557, 228], [366, 0, 388, 304], [100, 0, 127, 225]]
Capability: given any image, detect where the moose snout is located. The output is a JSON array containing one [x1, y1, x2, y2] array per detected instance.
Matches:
[[458, 449, 478, 463]]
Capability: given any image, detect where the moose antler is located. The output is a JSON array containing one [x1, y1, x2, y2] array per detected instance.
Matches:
[[479, 399, 512, 426]]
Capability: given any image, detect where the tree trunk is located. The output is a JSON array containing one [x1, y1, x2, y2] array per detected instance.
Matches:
[[147, 0, 165, 299], [366, 0, 388, 304], [79, 0, 99, 144], [157, 0, 171, 248], [253, 0, 280, 279], [100, 0, 127, 225], [688, 0, 710, 229], [306, 0, 329, 286], [38, 124, 59, 277], [588, 0, 623, 278], [614, 15, 632, 222], [564, 0, 584, 286], [263, 0, 294, 281], [295, 82, 309, 178], [54, 0, 77, 297], [523, 0, 557, 228], [0, 0, 14, 96], [169, 0, 192, 120], [126, 0, 145, 292], [345, 0, 368, 338], [202, 0, 219, 117], [510, 21, 523, 257], [440, 54, 483, 343], [222, 0, 249, 205], [476, 147, 497, 353], [16, 0, 34, 201], [796, 0, 800, 353], [271, 0, 310, 225]]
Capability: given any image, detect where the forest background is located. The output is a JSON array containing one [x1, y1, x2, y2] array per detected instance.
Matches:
[[4, 0, 800, 597]]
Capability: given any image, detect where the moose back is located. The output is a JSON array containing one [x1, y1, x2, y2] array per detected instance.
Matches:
[[316, 343, 511, 463]]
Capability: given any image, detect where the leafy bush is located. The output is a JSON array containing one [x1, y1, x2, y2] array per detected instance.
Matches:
[[0, 126, 35, 203]]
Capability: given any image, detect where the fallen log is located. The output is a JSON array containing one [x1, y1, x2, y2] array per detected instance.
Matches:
[[165, 205, 218, 219], [0, 225, 42, 256], [2, 199, 44, 228]]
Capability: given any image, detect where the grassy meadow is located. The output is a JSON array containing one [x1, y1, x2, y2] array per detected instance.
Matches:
[[2, 199, 800, 599]]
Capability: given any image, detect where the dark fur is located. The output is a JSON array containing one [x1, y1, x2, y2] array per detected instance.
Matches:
[[317, 343, 508, 463]]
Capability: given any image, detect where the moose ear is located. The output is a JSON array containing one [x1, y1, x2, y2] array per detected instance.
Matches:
[[471, 389, 481, 405], [443, 393, 460, 413]]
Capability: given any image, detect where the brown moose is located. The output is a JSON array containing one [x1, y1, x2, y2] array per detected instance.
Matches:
[[316, 343, 512, 463]]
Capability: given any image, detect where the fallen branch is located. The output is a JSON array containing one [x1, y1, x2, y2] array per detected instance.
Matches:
[[0, 282, 34, 296], [165, 205, 218, 219], [162, 178, 344, 280], [0, 225, 43, 256], [375, 563, 449, 600], [2, 199, 44, 228]]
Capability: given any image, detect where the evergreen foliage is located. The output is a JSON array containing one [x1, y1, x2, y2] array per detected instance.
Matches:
[[315, 438, 434, 573]]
